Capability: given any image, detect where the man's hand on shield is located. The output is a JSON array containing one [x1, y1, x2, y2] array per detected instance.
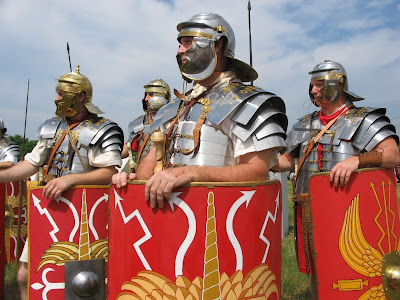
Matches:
[[112, 172, 137, 188], [42, 176, 74, 200], [145, 168, 194, 209], [329, 156, 359, 187]]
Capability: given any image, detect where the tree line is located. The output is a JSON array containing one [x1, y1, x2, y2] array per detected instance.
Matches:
[[8, 134, 37, 158]]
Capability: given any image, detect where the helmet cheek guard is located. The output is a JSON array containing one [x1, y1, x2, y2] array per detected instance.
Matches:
[[309, 79, 340, 107], [320, 79, 340, 104], [179, 37, 217, 81], [55, 91, 80, 117], [147, 95, 169, 113]]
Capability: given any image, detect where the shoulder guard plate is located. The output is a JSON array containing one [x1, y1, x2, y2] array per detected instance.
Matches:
[[128, 115, 146, 136], [39, 117, 63, 139], [0, 141, 20, 161]]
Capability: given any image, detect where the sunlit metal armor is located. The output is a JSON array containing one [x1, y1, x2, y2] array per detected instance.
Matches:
[[0, 140, 20, 164], [39, 116, 123, 177], [127, 114, 153, 162], [152, 81, 287, 168], [127, 79, 170, 163], [287, 107, 398, 193]]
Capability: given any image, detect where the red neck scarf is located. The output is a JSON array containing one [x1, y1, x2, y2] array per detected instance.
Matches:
[[316, 106, 349, 168]]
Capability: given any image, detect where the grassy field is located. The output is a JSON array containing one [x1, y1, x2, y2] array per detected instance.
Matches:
[[4, 181, 400, 300]]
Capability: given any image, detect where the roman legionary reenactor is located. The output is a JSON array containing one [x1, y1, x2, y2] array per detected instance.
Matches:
[[110, 13, 287, 300], [0, 66, 123, 299], [278, 60, 400, 299], [0, 118, 21, 296], [121, 79, 171, 170]]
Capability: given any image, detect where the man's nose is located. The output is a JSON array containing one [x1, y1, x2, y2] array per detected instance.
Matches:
[[177, 44, 186, 54]]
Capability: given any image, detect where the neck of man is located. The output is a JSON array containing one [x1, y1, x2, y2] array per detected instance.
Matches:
[[194, 70, 224, 88], [68, 105, 90, 124]]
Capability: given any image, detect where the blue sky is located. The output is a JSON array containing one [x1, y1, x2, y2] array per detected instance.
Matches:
[[1, 0, 399, 140]]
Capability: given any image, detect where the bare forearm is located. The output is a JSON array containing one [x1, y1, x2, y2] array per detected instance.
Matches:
[[0, 160, 38, 183], [171, 149, 273, 183], [0, 161, 14, 170], [63, 166, 116, 186], [277, 153, 295, 172], [184, 164, 268, 182], [136, 147, 157, 180]]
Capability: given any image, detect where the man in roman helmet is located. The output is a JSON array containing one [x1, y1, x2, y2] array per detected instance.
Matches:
[[112, 13, 288, 209], [277, 60, 399, 297], [0, 118, 20, 169], [121, 79, 171, 168], [0, 66, 124, 299]]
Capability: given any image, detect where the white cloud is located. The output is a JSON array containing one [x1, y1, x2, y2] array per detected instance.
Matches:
[[0, 0, 399, 138]]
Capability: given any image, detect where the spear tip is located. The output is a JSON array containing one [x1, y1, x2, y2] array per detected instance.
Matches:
[[248, 0, 251, 10], [67, 42, 70, 51]]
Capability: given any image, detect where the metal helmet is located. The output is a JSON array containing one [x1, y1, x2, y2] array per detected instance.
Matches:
[[177, 13, 257, 82], [55, 65, 103, 117], [142, 78, 171, 113], [308, 60, 364, 105]]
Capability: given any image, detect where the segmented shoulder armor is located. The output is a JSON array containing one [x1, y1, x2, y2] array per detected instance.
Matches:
[[39, 116, 123, 176], [0, 140, 20, 163]]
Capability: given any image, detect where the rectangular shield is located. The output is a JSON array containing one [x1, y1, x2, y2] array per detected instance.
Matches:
[[27, 182, 109, 300], [4, 180, 27, 263], [108, 180, 282, 300], [309, 168, 400, 299], [0, 183, 5, 297]]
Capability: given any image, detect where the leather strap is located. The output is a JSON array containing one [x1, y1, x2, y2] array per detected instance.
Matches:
[[136, 114, 153, 163], [292, 106, 350, 187], [66, 125, 88, 173], [45, 122, 79, 176]]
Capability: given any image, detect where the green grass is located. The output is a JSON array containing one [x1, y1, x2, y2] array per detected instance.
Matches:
[[4, 263, 20, 300], [281, 180, 312, 299], [4, 182, 400, 300]]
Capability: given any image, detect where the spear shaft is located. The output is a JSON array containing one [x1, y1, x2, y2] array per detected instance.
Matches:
[[22, 79, 29, 155], [248, 0, 253, 86], [67, 42, 72, 72], [15, 78, 30, 264]]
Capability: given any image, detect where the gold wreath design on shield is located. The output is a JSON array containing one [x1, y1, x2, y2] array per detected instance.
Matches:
[[338, 180, 400, 298], [5, 192, 27, 262]]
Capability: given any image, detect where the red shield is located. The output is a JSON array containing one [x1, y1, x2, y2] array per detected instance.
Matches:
[[27, 183, 109, 299], [108, 180, 282, 300], [309, 168, 400, 299], [0, 183, 5, 297], [4, 180, 27, 263]]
